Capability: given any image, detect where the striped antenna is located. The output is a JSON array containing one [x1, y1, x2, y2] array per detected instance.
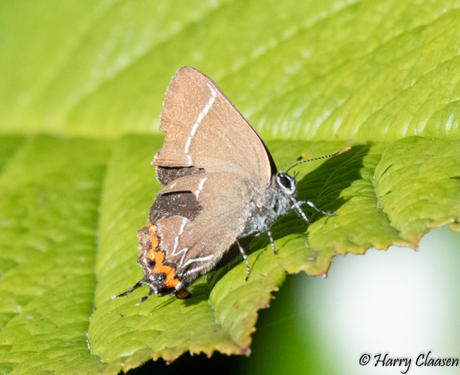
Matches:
[[284, 147, 351, 173]]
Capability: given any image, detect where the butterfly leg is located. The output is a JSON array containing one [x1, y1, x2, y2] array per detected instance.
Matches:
[[236, 238, 251, 281], [290, 198, 311, 224], [267, 229, 277, 255], [304, 200, 336, 217]]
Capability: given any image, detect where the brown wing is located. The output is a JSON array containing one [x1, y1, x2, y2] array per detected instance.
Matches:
[[153, 66, 276, 186], [152, 172, 253, 287]]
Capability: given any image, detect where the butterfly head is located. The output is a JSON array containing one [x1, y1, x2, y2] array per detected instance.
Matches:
[[275, 172, 297, 197]]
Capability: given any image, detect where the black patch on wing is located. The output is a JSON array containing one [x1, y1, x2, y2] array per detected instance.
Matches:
[[157, 166, 205, 186], [150, 191, 202, 223]]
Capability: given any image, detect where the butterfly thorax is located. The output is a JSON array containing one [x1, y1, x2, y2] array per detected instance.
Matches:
[[240, 172, 297, 239]]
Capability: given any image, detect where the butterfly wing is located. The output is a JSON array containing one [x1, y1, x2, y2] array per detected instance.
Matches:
[[138, 172, 253, 295], [154, 66, 276, 185], [120, 67, 277, 301]]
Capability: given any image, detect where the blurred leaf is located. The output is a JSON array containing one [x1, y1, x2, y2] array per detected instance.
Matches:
[[0, 136, 24, 173], [0, 0, 459, 374], [1, 0, 459, 141]]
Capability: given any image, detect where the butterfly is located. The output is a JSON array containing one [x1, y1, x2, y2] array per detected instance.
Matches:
[[115, 67, 349, 303]]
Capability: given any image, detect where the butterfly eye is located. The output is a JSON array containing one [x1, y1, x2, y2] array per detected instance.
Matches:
[[276, 173, 294, 192]]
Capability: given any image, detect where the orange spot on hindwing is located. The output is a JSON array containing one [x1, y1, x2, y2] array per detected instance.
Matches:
[[152, 245, 179, 289], [141, 224, 180, 291]]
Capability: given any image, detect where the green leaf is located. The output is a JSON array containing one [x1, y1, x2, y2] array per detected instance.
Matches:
[[0, 135, 112, 374], [0, 0, 459, 374]]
